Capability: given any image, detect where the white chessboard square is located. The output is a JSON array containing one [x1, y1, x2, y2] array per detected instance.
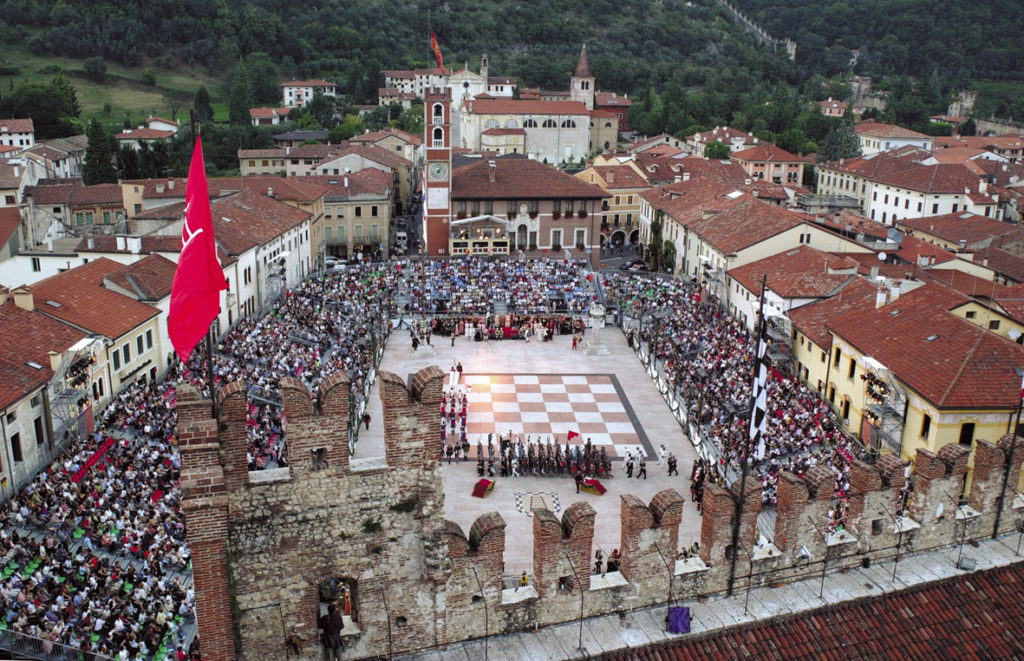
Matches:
[[513, 375, 539, 384], [465, 375, 490, 385], [516, 392, 544, 403], [466, 392, 490, 403], [544, 401, 573, 413], [467, 412, 494, 424], [491, 383, 516, 393], [595, 401, 625, 413], [548, 422, 576, 435], [520, 411, 550, 423], [501, 422, 524, 435], [567, 392, 596, 403], [492, 401, 520, 413], [605, 422, 637, 434], [573, 411, 604, 423], [582, 433, 613, 445], [539, 383, 567, 393], [562, 375, 588, 384], [590, 384, 617, 394]]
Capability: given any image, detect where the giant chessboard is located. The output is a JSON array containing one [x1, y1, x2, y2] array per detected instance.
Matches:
[[445, 374, 653, 459]]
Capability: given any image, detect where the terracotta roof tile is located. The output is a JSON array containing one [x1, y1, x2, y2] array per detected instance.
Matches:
[[898, 212, 1020, 248], [728, 246, 859, 299], [0, 301, 85, 409], [280, 79, 335, 87], [893, 234, 957, 265], [453, 158, 606, 200], [690, 195, 807, 256], [104, 253, 177, 301], [829, 282, 1024, 409], [731, 142, 807, 163], [464, 99, 589, 116], [0, 118, 34, 134], [69, 183, 122, 206], [854, 119, 930, 139], [589, 165, 651, 190], [210, 188, 311, 255], [115, 128, 174, 140], [595, 92, 631, 107], [599, 563, 1024, 661], [27, 258, 160, 339], [690, 126, 756, 144], [481, 127, 526, 136], [788, 276, 881, 349]]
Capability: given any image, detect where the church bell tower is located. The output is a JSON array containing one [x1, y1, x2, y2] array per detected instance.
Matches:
[[423, 88, 452, 256]]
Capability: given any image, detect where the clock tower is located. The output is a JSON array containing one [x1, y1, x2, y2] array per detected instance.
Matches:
[[423, 87, 452, 256]]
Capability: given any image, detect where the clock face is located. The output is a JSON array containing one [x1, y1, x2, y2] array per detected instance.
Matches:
[[429, 162, 449, 181]]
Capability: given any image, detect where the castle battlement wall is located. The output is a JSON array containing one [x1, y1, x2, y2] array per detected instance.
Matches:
[[182, 366, 1024, 661]]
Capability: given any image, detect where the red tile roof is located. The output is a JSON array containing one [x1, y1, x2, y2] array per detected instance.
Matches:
[[728, 246, 860, 299], [69, 183, 123, 206], [0, 118, 34, 134], [453, 158, 607, 200], [589, 165, 651, 190], [280, 79, 335, 87], [973, 244, 1024, 283], [0, 301, 85, 409], [920, 268, 1015, 299], [690, 126, 756, 145], [115, 128, 174, 140], [350, 127, 422, 146], [599, 562, 1024, 661], [829, 282, 1024, 409], [463, 99, 589, 116], [145, 115, 179, 127], [133, 202, 186, 221], [210, 188, 311, 255], [788, 276, 882, 349], [731, 142, 807, 164], [854, 119, 930, 139], [28, 258, 160, 339], [297, 170, 392, 199], [75, 234, 181, 254], [595, 92, 631, 108], [249, 107, 291, 119], [894, 234, 957, 265], [319, 143, 413, 170], [824, 148, 985, 195], [481, 128, 526, 136], [104, 253, 177, 301], [690, 195, 808, 256], [898, 212, 1020, 247]]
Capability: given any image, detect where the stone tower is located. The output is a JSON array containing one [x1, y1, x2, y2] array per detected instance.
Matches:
[[570, 43, 595, 111], [480, 51, 489, 85], [423, 87, 452, 256]]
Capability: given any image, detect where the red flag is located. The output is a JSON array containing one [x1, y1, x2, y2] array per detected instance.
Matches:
[[567, 430, 580, 441], [168, 136, 227, 363], [430, 30, 444, 70]]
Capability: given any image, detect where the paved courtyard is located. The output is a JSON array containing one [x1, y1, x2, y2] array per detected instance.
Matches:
[[355, 323, 704, 572]]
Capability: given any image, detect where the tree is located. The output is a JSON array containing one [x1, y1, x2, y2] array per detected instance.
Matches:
[[305, 91, 337, 128], [0, 81, 80, 139], [245, 52, 280, 105], [193, 86, 215, 123], [327, 114, 364, 142], [228, 66, 253, 127], [960, 118, 977, 137], [816, 124, 861, 163], [116, 144, 141, 180], [705, 141, 731, 159], [83, 56, 107, 83], [363, 106, 389, 132], [84, 120, 117, 185], [51, 70, 80, 118]]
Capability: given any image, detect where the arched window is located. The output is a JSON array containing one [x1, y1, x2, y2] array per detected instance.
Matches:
[[432, 103, 444, 125], [561, 119, 576, 128], [605, 122, 613, 128], [542, 119, 557, 128], [432, 127, 444, 147], [524, 119, 538, 128], [504, 119, 519, 129], [484, 119, 499, 129]]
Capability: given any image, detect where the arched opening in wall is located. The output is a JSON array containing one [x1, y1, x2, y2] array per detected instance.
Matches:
[[317, 577, 360, 635], [516, 223, 529, 250], [630, 229, 639, 245], [610, 230, 626, 247]]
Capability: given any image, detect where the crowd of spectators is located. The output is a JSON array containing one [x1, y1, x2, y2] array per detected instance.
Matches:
[[402, 257, 593, 315], [605, 273, 857, 508]]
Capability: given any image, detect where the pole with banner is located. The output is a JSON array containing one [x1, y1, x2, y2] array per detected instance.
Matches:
[[727, 274, 768, 595], [168, 134, 228, 416]]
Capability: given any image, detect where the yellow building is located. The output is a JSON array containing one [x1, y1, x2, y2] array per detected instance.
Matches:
[[574, 162, 649, 248], [824, 283, 1024, 491]]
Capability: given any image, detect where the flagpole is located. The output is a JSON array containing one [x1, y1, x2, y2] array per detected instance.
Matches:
[[207, 323, 218, 418], [727, 274, 767, 596]]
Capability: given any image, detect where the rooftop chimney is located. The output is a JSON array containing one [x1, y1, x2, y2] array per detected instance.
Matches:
[[487, 160, 496, 183], [13, 165, 19, 177], [267, 187, 274, 198], [13, 288, 33, 311], [343, 176, 348, 188], [115, 236, 125, 251], [0, 286, 8, 306], [87, 235, 95, 250], [607, 171, 614, 184], [127, 236, 141, 254], [167, 179, 175, 190], [48, 350, 60, 372], [875, 289, 887, 308], [683, 172, 690, 181]]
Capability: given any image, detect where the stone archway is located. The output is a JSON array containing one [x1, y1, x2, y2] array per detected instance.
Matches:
[[611, 230, 626, 247], [516, 223, 529, 250], [630, 229, 639, 245]]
